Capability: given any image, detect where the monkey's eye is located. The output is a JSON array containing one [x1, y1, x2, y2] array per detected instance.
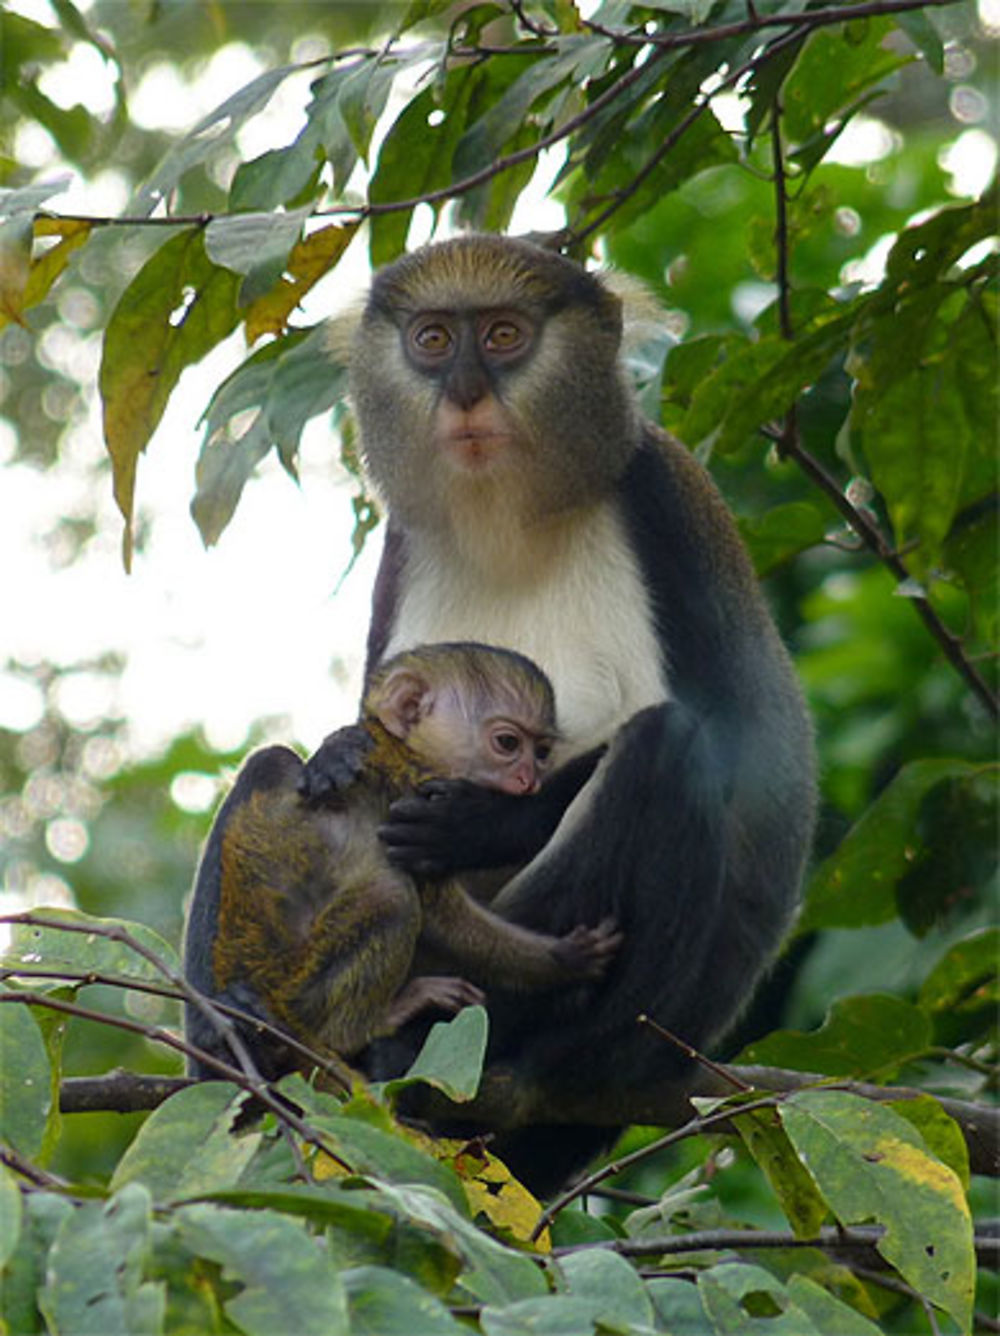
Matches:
[[482, 318, 529, 356], [490, 728, 523, 758], [409, 321, 453, 358], [534, 741, 553, 766]]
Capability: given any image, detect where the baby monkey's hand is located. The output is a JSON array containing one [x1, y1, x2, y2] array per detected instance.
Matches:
[[551, 918, 623, 979]]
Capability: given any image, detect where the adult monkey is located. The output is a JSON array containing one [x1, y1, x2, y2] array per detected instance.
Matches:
[[306, 234, 816, 1189]]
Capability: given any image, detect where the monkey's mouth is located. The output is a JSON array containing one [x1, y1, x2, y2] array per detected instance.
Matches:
[[442, 430, 510, 469]]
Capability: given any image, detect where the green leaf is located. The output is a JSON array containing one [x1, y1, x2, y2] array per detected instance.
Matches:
[[739, 994, 931, 1079], [894, 7, 944, 73], [192, 323, 347, 545], [481, 1294, 610, 1333], [1, 907, 181, 981], [0, 1191, 73, 1336], [453, 37, 603, 177], [100, 228, 241, 566], [198, 1183, 394, 1245], [230, 128, 324, 212], [0, 1163, 23, 1267], [945, 504, 998, 644], [780, 1090, 974, 1332], [204, 206, 310, 305], [781, 19, 909, 149], [396, 0, 456, 32], [387, 1004, 488, 1103], [369, 56, 538, 266], [732, 1106, 829, 1237], [0, 1001, 52, 1159], [371, 1182, 548, 1306], [918, 927, 1000, 1014], [856, 353, 968, 564], [338, 57, 398, 163], [308, 1110, 468, 1211], [38, 1184, 166, 1336], [130, 65, 301, 215], [643, 0, 716, 20], [176, 1203, 349, 1336], [191, 410, 274, 547], [110, 1082, 259, 1201], [0, 174, 71, 218], [343, 1265, 466, 1335], [556, 1247, 658, 1329], [739, 501, 827, 575], [799, 758, 981, 932], [698, 1261, 883, 1335], [895, 766, 998, 935]]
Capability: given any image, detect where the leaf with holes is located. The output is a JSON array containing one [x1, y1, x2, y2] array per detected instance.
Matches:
[[780, 1090, 973, 1333], [99, 227, 240, 566]]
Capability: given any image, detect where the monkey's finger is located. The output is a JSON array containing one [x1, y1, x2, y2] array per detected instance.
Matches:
[[299, 725, 373, 802]]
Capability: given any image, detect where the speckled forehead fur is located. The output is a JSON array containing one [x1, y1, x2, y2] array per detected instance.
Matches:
[[366, 235, 623, 337], [369, 642, 556, 731]]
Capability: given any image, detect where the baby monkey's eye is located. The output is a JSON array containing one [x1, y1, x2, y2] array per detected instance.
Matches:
[[491, 729, 523, 756], [534, 742, 553, 766]]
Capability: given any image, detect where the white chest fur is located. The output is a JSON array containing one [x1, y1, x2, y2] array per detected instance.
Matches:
[[384, 504, 670, 759]]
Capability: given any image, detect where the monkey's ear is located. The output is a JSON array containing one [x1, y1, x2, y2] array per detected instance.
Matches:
[[374, 669, 433, 739]]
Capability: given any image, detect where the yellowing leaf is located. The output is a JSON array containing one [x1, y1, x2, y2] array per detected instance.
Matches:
[[313, 1149, 349, 1182], [781, 1089, 974, 1332], [440, 1140, 550, 1252], [0, 218, 32, 326], [244, 222, 357, 344]]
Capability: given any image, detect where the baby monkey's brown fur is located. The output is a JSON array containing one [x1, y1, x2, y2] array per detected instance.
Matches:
[[193, 643, 620, 1077]]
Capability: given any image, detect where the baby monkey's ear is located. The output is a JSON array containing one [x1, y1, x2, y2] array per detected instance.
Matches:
[[371, 668, 433, 739]]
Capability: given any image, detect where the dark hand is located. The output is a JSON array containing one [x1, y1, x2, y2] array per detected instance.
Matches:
[[551, 918, 623, 980], [299, 724, 373, 804], [380, 778, 541, 879]]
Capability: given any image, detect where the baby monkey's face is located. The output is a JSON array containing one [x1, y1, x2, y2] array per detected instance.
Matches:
[[415, 685, 555, 796]]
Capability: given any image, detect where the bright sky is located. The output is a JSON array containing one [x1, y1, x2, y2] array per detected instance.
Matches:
[[0, 5, 571, 777]]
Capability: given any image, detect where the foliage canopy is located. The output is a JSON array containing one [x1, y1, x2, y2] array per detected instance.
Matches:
[[0, 1, 996, 1333]]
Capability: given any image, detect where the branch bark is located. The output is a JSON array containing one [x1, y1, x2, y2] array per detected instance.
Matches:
[[55, 1061, 999, 1177]]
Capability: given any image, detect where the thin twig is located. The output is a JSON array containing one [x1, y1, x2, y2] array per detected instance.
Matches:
[[765, 103, 998, 720], [638, 1013, 751, 1091], [531, 1094, 781, 1242], [0, 989, 353, 1173], [581, 0, 964, 48], [1, 960, 353, 1091], [3, 911, 266, 1089], [572, 22, 806, 246]]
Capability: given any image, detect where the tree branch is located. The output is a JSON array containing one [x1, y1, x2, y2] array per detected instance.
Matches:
[[766, 97, 999, 720], [31, 0, 966, 241], [52, 1060, 999, 1177], [579, 0, 965, 49], [557, 1223, 1000, 1271]]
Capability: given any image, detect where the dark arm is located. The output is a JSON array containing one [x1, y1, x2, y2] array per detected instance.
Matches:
[[378, 746, 605, 878]]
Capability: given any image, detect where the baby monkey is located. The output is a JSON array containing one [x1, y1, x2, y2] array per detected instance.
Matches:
[[184, 642, 621, 1079]]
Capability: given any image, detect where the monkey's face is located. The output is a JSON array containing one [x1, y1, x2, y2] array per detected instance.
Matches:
[[406, 307, 532, 475], [418, 691, 555, 796], [350, 236, 640, 533]]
